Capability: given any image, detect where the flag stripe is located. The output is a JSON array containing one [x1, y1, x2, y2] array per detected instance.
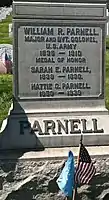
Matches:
[[75, 144, 96, 185], [75, 162, 83, 183], [84, 166, 96, 184], [79, 163, 89, 181], [81, 163, 93, 183], [78, 163, 83, 183], [75, 162, 82, 183], [80, 163, 91, 183], [78, 163, 86, 182]]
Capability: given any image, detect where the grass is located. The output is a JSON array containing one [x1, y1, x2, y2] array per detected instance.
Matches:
[[105, 50, 109, 109], [0, 75, 12, 127], [0, 14, 12, 44], [0, 13, 12, 127], [106, 37, 109, 49]]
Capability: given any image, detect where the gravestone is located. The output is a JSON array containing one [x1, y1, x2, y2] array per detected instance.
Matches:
[[0, 7, 12, 22], [0, 0, 109, 150], [0, 44, 13, 63], [0, 44, 13, 74]]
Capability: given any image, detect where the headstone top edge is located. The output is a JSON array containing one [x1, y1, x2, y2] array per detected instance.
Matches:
[[13, 0, 107, 3]]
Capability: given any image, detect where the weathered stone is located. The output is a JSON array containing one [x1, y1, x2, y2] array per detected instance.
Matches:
[[0, 152, 109, 200], [0, 7, 12, 22]]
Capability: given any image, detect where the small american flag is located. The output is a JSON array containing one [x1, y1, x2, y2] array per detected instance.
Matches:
[[75, 143, 96, 185], [5, 51, 12, 74]]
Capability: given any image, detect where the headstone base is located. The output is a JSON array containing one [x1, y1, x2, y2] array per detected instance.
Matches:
[[0, 102, 109, 149], [0, 147, 109, 200]]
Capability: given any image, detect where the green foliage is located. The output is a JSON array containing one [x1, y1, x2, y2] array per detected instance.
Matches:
[[106, 50, 109, 70], [0, 14, 12, 44], [0, 14, 13, 127], [106, 37, 109, 49], [105, 50, 109, 109], [0, 38, 12, 44], [0, 75, 12, 127]]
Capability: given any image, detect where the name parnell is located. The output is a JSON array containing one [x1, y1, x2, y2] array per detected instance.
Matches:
[[20, 118, 104, 135]]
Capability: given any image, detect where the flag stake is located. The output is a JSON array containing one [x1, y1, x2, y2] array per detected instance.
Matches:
[[72, 133, 83, 200]]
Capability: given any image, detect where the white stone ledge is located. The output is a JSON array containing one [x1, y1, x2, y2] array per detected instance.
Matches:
[[0, 146, 109, 160]]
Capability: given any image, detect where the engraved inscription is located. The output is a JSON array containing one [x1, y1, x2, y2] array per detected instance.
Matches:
[[19, 118, 104, 135], [18, 25, 102, 99]]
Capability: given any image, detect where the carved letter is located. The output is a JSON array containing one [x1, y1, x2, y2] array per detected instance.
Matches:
[[70, 119, 81, 134], [44, 120, 56, 135], [32, 120, 43, 135], [57, 120, 68, 134], [58, 28, 64, 35], [19, 121, 31, 135], [92, 118, 104, 133], [81, 119, 93, 133]]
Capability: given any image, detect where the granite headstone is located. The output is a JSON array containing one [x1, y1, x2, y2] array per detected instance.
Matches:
[[0, 0, 109, 149]]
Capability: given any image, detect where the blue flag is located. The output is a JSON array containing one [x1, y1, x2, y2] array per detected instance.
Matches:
[[56, 151, 75, 197]]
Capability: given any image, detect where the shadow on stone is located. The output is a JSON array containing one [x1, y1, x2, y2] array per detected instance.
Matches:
[[0, 97, 44, 151], [48, 172, 109, 200], [48, 160, 66, 193], [102, 194, 109, 200], [1, 164, 109, 200], [76, 172, 109, 200], [0, 97, 45, 173], [48, 176, 59, 193], [4, 176, 48, 200]]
